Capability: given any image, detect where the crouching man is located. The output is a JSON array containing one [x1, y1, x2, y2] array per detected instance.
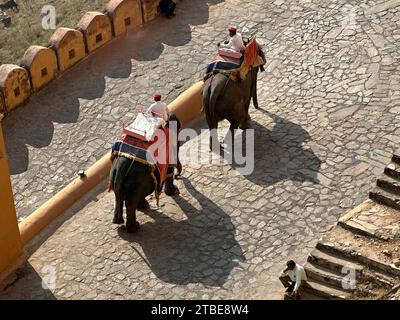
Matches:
[[279, 260, 308, 299]]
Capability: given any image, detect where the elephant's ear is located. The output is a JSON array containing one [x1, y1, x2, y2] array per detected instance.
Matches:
[[253, 56, 266, 68]]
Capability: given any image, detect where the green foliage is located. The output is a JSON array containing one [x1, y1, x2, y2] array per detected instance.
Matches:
[[0, 0, 109, 64]]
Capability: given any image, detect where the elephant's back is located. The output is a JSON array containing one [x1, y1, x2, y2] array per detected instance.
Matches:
[[111, 157, 154, 197]]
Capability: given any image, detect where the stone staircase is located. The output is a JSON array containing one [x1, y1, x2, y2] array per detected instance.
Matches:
[[370, 149, 400, 210], [302, 149, 400, 300], [304, 246, 362, 299], [303, 231, 400, 299]]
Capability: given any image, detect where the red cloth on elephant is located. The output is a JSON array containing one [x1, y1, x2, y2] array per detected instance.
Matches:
[[243, 38, 259, 68], [114, 126, 175, 186]]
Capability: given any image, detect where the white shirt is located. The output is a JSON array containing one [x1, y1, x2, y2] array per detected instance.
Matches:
[[220, 33, 246, 53], [146, 101, 168, 120], [281, 264, 308, 293]]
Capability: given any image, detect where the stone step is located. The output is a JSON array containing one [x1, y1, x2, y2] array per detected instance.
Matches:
[[308, 248, 363, 276], [304, 263, 353, 292], [369, 187, 400, 211], [305, 263, 379, 299], [362, 268, 397, 289], [392, 149, 400, 165], [316, 239, 400, 278], [339, 218, 379, 239], [303, 279, 348, 300], [377, 174, 400, 195], [384, 161, 400, 180]]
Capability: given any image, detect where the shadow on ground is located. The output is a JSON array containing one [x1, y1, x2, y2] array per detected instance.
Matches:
[[3, 0, 224, 175], [227, 108, 322, 186], [180, 108, 322, 187], [0, 263, 56, 300], [118, 177, 244, 287]]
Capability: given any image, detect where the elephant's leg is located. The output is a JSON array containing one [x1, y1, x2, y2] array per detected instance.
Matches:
[[229, 122, 240, 156], [175, 142, 182, 179], [137, 198, 150, 210], [112, 193, 124, 224], [241, 97, 253, 130], [125, 197, 139, 233], [209, 127, 223, 152], [175, 159, 182, 179], [239, 112, 251, 130], [164, 166, 180, 196]]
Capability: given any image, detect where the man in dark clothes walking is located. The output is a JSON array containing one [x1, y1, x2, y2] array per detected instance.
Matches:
[[159, 0, 176, 18]]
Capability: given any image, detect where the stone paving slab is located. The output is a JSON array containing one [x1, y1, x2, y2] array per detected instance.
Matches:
[[1, 0, 400, 299]]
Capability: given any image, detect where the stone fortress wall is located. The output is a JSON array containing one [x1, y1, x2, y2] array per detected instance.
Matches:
[[0, 0, 161, 117]]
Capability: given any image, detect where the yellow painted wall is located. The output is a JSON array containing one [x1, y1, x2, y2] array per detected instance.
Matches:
[[107, 0, 143, 36], [167, 81, 204, 126], [0, 122, 22, 276], [0, 65, 31, 111], [49, 28, 86, 73], [78, 12, 113, 53], [22, 46, 58, 91]]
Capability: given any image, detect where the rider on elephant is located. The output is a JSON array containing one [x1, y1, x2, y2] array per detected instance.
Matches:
[[219, 26, 246, 57], [146, 94, 168, 121]]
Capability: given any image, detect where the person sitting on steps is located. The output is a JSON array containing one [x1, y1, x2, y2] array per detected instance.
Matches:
[[279, 260, 309, 299], [159, 0, 176, 18]]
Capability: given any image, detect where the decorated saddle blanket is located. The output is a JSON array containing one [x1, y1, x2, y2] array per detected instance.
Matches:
[[205, 38, 265, 77], [206, 54, 241, 74], [111, 126, 176, 197]]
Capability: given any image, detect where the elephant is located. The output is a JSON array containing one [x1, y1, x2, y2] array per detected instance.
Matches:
[[202, 43, 266, 150], [108, 113, 181, 233]]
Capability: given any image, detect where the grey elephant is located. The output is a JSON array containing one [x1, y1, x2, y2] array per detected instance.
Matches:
[[202, 41, 266, 150], [108, 113, 181, 233]]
